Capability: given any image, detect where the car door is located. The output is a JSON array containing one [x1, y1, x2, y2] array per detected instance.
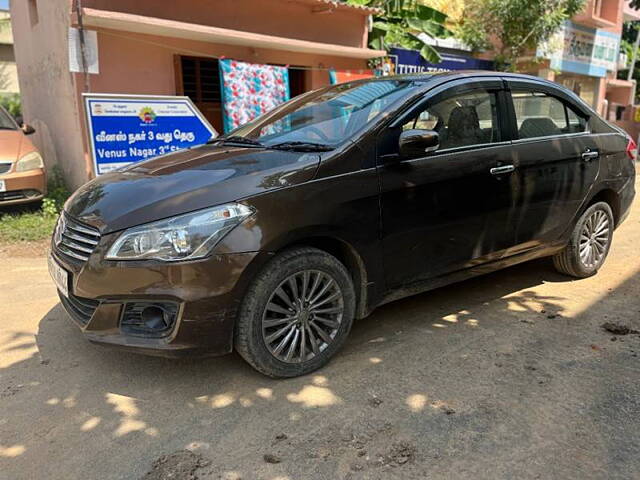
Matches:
[[376, 78, 517, 289], [501, 80, 601, 252]]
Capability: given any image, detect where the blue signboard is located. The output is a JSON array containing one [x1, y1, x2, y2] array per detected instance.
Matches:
[[389, 47, 494, 74], [83, 94, 218, 175], [540, 21, 620, 78]]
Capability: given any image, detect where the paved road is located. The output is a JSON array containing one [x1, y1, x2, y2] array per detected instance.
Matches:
[[2, 179, 640, 480]]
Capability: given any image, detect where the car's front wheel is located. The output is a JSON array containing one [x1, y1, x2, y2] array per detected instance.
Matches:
[[235, 247, 355, 378], [553, 201, 614, 278]]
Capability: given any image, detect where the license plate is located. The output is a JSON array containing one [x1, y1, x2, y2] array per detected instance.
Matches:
[[0, 179, 5, 192], [48, 255, 69, 297]]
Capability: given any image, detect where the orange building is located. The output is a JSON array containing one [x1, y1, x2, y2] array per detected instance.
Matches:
[[523, 0, 640, 137]]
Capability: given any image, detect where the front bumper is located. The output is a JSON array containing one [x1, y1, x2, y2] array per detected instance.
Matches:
[[51, 236, 271, 358], [0, 167, 45, 205]]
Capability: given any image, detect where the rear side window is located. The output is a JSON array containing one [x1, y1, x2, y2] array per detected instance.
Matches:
[[511, 90, 587, 140], [402, 89, 500, 150], [566, 108, 587, 134]]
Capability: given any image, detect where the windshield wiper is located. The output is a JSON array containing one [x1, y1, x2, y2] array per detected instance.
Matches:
[[208, 135, 264, 148], [268, 141, 334, 152]]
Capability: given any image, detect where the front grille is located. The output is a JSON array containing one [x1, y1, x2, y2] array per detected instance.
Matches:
[[54, 214, 101, 262], [0, 162, 11, 174], [59, 291, 100, 326], [0, 190, 25, 202]]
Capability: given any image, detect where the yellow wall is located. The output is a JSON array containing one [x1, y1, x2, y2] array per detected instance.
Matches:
[[0, 10, 19, 94]]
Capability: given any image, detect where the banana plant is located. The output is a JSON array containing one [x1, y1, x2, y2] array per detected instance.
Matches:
[[347, 0, 451, 63]]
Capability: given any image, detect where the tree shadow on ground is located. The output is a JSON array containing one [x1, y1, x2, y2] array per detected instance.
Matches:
[[3, 258, 637, 480]]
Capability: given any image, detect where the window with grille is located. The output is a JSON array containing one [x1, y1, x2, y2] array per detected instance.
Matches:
[[180, 57, 221, 104]]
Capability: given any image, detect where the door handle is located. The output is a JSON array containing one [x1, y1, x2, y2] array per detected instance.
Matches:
[[490, 165, 515, 175], [582, 150, 599, 162]]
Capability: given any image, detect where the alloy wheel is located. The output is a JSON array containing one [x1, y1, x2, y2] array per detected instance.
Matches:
[[579, 209, 610, 269], [261, 270, 344, 363]]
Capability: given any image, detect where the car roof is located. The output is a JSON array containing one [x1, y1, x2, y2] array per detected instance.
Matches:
[[357, 70, 594, 115], [351, 70, 568, 94], [366, 70, 551, 84]]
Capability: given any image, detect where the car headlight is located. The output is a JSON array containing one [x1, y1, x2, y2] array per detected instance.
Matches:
[[106, 203, 254, 261], [15, 151, 44, 172]]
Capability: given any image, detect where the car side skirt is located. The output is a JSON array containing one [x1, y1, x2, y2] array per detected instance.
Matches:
[[377, 242, 566, 308]]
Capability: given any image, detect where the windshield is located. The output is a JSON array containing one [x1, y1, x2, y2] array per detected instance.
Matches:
[[0, 106, 17, 130], [224, 80, 416, 148]]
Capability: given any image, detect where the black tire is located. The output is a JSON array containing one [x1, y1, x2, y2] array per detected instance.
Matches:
[[235, 247, 356, 378], [553, 201, 614, 278]]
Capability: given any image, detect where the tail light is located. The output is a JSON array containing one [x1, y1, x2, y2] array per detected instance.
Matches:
[[626, 137, 637, 161]]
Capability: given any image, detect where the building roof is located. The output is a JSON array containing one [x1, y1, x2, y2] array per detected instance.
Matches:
[[292, 0, 382, 15], [76, 8, 386, 59]]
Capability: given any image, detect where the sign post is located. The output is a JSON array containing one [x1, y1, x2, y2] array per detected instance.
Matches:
[[83, 94, 218, 175]]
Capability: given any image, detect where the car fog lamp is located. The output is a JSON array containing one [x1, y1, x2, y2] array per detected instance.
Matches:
[[120, 302, 179, 336]]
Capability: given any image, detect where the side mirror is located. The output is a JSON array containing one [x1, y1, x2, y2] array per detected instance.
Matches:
[[399, 129, 439, 158], [21, 123, 35, 135]]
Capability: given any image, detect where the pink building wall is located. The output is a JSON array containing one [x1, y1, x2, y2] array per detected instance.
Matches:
[[11, 0, 376, 188], [11, 0, 89, 188], [81, 0, 368, 49], [90, 30, 370, 97]]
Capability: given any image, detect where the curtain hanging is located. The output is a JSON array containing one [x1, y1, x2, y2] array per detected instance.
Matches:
[[219, 59, 290, 133]]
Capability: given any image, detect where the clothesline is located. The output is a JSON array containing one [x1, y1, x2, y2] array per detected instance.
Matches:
[[99, 30, 381, 74]]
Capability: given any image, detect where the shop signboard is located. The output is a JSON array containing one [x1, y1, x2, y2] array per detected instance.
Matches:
[[540, 21, 620, 78], [83, 94, 218, 175], [388, 47, 494, 74]]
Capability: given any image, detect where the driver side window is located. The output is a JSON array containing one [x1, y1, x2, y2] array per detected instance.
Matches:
[[402, 89, 500, 151], [405, 110, 439, 130]]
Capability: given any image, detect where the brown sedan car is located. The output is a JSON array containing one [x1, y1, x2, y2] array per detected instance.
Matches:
[[51, 72, 635, 378], [0, 106, 45, 206]]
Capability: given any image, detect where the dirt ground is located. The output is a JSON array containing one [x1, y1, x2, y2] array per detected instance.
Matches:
[[2, 179, 640, 480]]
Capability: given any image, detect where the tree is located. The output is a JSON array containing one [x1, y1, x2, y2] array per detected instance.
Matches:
[[618, 23, 640, 99], [347, 0, 451, 63], [457, 0, 587, 71], [0, 92, 21, 117]]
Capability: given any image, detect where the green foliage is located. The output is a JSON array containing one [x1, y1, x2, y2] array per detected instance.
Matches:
[[618, 24, 640, 101], [618, 23, 639, 88], [0, 211, 57, 243], [41, 197, 59, 217], [44, 165, 71, 215], [0, 166, 71, 244], [347, 0, 451, 63], [457, 0, 587, 71], [0, 93, 21, 118]]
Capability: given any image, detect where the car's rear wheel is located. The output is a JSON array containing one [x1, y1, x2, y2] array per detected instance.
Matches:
[[235, 247, 355, 378], [553, 201, 614, 278]]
